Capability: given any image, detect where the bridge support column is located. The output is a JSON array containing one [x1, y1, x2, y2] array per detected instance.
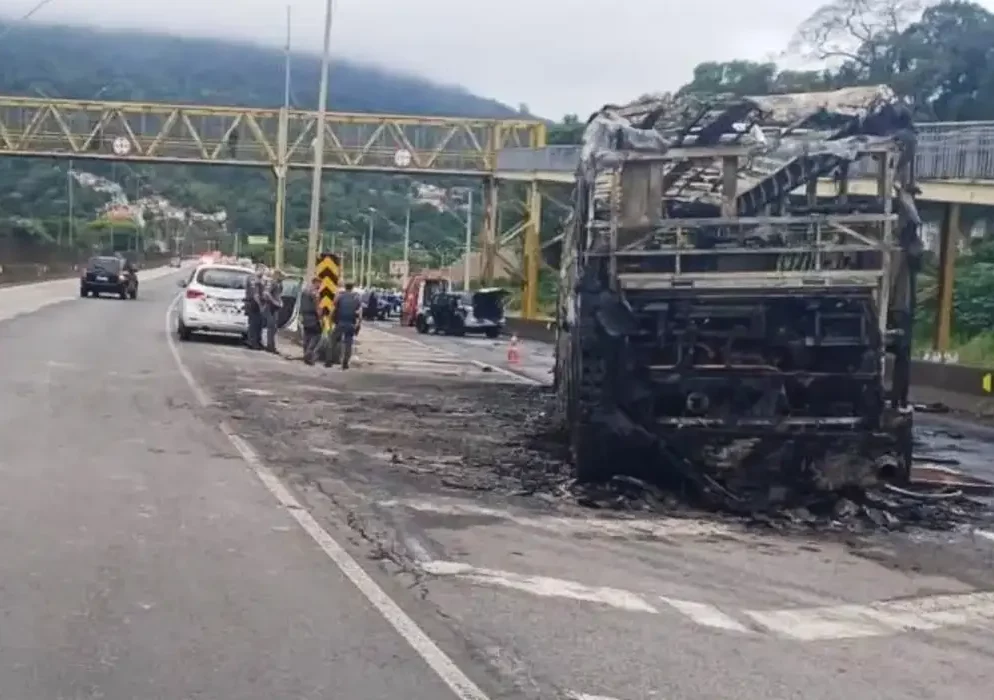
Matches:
[[273, 105, 290, 270], [480, 177, 498, 284], [521, 180, 542, 320], [273, 165, 287, 269], [933, 201, 961, 352]]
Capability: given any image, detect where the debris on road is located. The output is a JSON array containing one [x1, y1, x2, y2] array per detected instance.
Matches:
[[206, 359, 993, 538]]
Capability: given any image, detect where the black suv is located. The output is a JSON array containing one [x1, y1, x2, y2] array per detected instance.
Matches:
[[423, 288, 507, 338], [80, 255, 138, 299]]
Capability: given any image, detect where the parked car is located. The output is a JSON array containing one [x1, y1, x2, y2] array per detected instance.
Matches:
[[176, 263, 254, 341], [421, 288, 508, 338]]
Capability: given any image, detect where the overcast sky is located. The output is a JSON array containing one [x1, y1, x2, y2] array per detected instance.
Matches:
[[3, 0, 987, 118]]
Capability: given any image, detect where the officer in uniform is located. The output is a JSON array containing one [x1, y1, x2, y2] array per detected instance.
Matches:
[[327, 281, 362, 370], [244, 264, 263, 350], [299, 277, 325, 365], [262, 269, 285, 353]]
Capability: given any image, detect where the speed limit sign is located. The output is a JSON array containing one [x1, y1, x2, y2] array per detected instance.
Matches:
[[112, 137, 131, 156]]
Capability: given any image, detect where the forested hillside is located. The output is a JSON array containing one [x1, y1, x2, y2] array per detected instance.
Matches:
[[0, 20, 529, 268]]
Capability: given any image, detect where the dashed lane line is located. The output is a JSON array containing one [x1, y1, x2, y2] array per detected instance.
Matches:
[[975, 529, 994, 544], [377, 498, 739, 539], [419, 558, 994, 641], [422, 561, 659, 613], [165, 295, 493, 700], [657, 596, 753, 633], [743, 591, 994, 641]]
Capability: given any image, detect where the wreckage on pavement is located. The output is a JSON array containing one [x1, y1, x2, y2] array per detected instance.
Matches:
[[549, 85, 922, 508]]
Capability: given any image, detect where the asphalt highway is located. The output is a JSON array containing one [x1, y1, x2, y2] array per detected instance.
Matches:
[[3, 271, 994, 700], [0, 269, 494, 700]]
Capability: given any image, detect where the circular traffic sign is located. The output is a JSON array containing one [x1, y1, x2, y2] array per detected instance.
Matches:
[[112, 137, 131, 156], [393, 149, 412, 167]]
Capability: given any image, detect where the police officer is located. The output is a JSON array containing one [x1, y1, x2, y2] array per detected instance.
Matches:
[[328, 281, 362, 370], [244, 263, 264, 350], [262, 268, 284, 354], [299, 276, 325, 365]]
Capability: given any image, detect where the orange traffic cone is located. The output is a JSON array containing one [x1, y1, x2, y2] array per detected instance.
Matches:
[[507, 335, 521, 364]]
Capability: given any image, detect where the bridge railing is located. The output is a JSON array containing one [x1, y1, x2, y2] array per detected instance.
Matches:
[[496, 121, 994, 182]]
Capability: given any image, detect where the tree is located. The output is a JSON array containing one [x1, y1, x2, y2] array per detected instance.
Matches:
[[548, 114, 585, 145], [788, 0, 933, 68]]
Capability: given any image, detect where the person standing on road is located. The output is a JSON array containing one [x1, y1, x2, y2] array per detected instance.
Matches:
[[327, 281, 362, 370], [262, 269, 284, 354], [244, 264, 264, 350], [299, 277, 325, 365]]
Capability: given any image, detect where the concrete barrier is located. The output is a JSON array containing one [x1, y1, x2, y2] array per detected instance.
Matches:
[[0, 254, 172, 288]]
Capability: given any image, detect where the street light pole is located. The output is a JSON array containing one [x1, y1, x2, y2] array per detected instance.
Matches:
[[463, 190, 473, 290], [351, 237, 357, 282], [274, 4, 292, 269], [304, 0, 335, 283], [402, 204, 411, 291], [67, 160, 74, 247], [358, 228, 366, 286]]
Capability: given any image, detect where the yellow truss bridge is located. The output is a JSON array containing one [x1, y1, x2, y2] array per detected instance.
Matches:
[[0, 95, 545, 175], [0, 94, 559, 317]]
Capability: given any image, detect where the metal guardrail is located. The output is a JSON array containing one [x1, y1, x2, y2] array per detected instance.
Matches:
[[503, 316, 994, 404], [497, 121, 994, 182]]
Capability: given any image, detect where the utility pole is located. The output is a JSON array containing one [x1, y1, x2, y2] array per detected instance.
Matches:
[[304, 0, 335, 283], [351, 238, 357, 282], [402, 204, 411, 291], [366, 215, 375, 286], [274, 4, 293, 269], [463, 189, 473, 290]]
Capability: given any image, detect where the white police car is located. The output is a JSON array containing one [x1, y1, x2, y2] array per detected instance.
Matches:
[[176, 262, 254, 341]]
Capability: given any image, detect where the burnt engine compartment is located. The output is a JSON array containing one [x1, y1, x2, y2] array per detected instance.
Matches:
[[604, 290, 906, 499]]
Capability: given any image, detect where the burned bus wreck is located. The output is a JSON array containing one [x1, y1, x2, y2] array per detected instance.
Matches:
[[551, 86, 922, 507]]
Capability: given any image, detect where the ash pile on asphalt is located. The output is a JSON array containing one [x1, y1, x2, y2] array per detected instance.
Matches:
[[455, 389, 994, 534]]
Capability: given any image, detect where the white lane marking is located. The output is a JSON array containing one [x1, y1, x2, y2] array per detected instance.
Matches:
[[311, 447, 340, 457], [367, 327, 541, 385], [744, 591, 994, 641], [165, 296, 492, 700], [422, 561, 658, 613], [657, 597, 752, 633], [378, 498, 738, 539], [239, 388, 274, 396], [423, 553, 994, 641], [975, 530, 994, 544], [567, 693, 630, 700]]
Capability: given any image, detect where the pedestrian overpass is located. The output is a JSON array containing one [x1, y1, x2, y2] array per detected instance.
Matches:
[[0, 93, 990, 341]]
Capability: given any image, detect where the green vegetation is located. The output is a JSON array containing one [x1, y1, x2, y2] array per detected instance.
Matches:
[[0, 20, 535, 272]]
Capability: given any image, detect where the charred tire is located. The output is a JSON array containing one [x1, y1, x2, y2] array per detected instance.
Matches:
[[177, 321, 192, 341], [415, 315, 429, 334], [563, 268, 617, 483], [449, 317, 465, 336]]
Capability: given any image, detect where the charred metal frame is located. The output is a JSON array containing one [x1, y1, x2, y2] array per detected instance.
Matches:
[[559, 87, 920, 494]]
